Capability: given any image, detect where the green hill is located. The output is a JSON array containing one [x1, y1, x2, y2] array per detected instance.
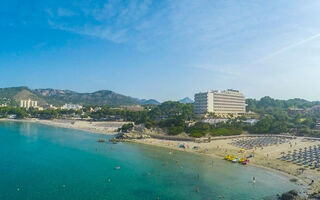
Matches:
[[0, 87, 47, 105], [246, 96, 320, 112], [0, 87, 159, 107], [33, 88, 143, 106]]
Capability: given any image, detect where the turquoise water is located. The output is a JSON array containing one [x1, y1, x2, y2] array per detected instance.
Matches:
[[0, 121, 301, 200]]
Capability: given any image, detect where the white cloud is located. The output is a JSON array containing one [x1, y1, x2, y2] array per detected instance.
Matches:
[[252, 32, 320, 64], [46, 0, 155, 44], [57, 8, 76, 17], [44, 0, 320, 100]]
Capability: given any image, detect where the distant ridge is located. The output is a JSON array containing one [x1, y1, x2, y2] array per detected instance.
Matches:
[[0, 87, 47, 105], [179, 97, 194, 104], [138, 99, 160, 105], [0, 87, 159, 107]]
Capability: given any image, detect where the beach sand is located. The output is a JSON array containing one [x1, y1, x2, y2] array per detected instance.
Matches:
[[0, 118, 128, 135], [131, 136, 320, 195]]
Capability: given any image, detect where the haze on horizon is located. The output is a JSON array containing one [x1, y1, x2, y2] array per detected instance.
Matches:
[[1, 0, 320, 102]]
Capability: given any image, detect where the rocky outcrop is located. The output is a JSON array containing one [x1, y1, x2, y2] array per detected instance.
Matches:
[[308, 192, 320, 199], [115, 125, 152, 140], [118, 132, 151, 139], [279, 190, 300, 200]]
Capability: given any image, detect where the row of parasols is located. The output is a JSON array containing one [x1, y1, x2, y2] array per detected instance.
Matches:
[[279, 144, 320, 168]]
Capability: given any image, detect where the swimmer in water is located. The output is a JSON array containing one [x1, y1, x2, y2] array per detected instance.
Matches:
[[253, 176, 256, 183]]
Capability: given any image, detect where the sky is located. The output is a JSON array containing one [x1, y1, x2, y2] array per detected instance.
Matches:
[[1, 0, 320, 102]]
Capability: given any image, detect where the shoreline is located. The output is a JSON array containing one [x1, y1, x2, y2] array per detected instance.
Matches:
[[1, 118, 318, 196], [0, 118, 128, 135], [130, 139, 302, 177], [129, 137, 320, 196], [130, 139, 296, 179]]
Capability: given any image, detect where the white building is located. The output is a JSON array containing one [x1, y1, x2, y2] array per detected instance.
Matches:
[[41, 104, 57, 110], [20, 99, 38, 109], [194, 89, 246, 116], [61, 104, 83, 110]]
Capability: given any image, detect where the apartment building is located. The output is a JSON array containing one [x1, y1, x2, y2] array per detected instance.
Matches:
[[20, 99, 38, 109], [194, 89, 246, 117]]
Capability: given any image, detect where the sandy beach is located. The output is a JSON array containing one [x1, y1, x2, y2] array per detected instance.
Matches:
[[131, 136, 320, 195], [0, 118, 128, 135]]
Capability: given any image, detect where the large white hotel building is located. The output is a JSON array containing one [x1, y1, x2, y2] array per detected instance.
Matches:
[[194, 89, 246, 116]]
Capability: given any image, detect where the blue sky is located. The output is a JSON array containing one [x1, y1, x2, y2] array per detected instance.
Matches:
[[1, 0, 320, 102]]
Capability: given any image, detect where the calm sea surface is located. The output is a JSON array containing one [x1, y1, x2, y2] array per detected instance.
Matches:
[[0, 121, 301, 200]]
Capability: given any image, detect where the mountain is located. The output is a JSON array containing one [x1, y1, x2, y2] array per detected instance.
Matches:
[[179, 97, 194, 104], [0, 87, 159, 107], [33, 88, 141, 106], [246, 96, 320, 112], [139, 99, 160, 105], [0, 87, 47, 105]]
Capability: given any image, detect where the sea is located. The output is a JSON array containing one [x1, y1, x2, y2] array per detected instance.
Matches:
[[0, 121, 302, 200]]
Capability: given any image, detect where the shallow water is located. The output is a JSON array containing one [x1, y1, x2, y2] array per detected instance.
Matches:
[[0, 121, 301, 200]]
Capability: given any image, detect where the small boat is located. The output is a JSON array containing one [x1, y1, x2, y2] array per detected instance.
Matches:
[[97, 139, 105, 143], [224, 155, 235, 161], [224, 155, 231, 160], [232, 158, 239, 163], [114, 166, 120, 170], [242, 159, 250, 165], [229, 156, 236, 161]]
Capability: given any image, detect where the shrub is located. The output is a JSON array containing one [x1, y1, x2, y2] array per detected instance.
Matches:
[[190, 130, 205, 138], [168, 126, 184, 135], [209, 128, 242, 136], [118, 123, 134, 133]]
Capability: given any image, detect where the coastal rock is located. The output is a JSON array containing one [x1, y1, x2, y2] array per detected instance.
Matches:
[[115, 124, 158, 140], [309, 192, 320, 199], [122, 133, 151, 139], [279, 190, 300, 200], [115, 131, 151, 140]]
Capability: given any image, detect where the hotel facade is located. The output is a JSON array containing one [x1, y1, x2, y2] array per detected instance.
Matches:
[[20, 99, 38, 109], [194, 89, 246, 117]]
